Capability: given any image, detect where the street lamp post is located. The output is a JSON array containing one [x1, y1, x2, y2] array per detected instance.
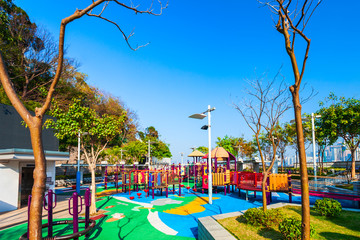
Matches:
[[180, 152, 184, 165], [311, 113, 321, 178], [147, 140, 156, 168], [311, 113, 317, 178], [189, 105, 215, 204], [290, 113, 321, 178], [148, 140, 151, 166], [120, 148, 127, 164], [76, 131, 89, 194]]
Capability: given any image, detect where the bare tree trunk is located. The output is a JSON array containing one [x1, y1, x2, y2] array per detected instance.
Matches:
[[291, 89, 311, 240], [0, 51, 47, 240], [261, 172, 268, 211], [90, 166, 97, 214], [317, 148, 322, 174], [29, 118, 46, 240], [351, 148, 356, 179]]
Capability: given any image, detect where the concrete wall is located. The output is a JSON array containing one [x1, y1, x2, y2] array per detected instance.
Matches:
[[0, 161, 19, 212], [198, 216, 236, 240], [0, 103, 58, 151], [0, 161, 56, 213], [46, 161, 56, 191]]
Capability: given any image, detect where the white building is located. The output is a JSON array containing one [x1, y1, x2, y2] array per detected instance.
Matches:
[[0, 104, 69, 212], [0, 149, 68, 212]]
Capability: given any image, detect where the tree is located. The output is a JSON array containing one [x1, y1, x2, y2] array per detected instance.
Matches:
[[103, 146, 123, 165], [216, 135, 240, 157], [0, 1, 80, 107], [151, 140, 172, 160], [0, 1, 165, 238], [257, 132, 272, 162], [284, 121, 311, 169], [137, 125, 172, 161], [122, 140, 147, 164], [234, 72, 291, 211], [301, 112, 336, 174], [235, 138, 258, 160], [317, 94, 360, 179], [88, 90, 138, 146], [258, 1, 322, 237], [216, 135, 257, 160], [276, 125, 290, 172], [138, 126, 159, 141], [46, 99, 126, 214], [196, 146, 208, 154]]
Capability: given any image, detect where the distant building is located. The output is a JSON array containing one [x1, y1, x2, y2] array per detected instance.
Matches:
[[0, 103, 68, 212]]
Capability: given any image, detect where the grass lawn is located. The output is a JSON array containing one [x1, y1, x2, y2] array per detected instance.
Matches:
[[335, 184, 354, 191], [218, 206, 360, 240]]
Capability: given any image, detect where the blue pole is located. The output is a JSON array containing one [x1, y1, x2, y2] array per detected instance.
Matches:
[[76, 131, 81, 194], [76, 171, 81, 194]]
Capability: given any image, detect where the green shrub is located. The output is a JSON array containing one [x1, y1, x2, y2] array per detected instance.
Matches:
[[279, 217, 315, 240], [244, 208, 263, 226], [56, 175, 66, 180], [244, 208, 284, 228], [263, 208, 284, 228], [314, 198, 342, 217]]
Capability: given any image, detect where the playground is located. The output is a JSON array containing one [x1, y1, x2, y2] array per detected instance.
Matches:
[[0, 179, 345, 240], [1, 148, 359, 240]]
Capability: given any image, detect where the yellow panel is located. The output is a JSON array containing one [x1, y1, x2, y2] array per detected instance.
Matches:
[[225, 170, 230, 184]]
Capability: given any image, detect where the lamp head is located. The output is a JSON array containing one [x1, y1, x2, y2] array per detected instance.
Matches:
[[189, 113, 207, 119], [201, 125, 209, 130]]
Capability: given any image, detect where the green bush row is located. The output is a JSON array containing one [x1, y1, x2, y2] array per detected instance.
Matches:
[[314, 198, 342, 217], [244, 198, 342, 239], [244, 208, 284, 228], [279, 217, 315, 240], [55, 172, 102, 180]]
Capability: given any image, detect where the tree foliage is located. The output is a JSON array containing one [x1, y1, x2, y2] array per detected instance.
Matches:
[[196, 146, 208, 154], [276, 125, 291, 171], [0, 0, 82, 108], [151, 141, 172, 159], [216, 135, 257, 159], [317, 94, 360, 178], [216, 135, 239, 156], [137, 125, 172, 161], [122, 140, 147, 164], [45, 98, 126, 213]]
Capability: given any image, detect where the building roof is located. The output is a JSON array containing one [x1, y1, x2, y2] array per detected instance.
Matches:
[[0, 148, 69, 163], [203, 147, 236, 161], [188, 150, 205, 157]]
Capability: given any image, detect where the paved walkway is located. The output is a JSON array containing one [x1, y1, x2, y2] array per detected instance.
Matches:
[[0, 195, 71, 231]]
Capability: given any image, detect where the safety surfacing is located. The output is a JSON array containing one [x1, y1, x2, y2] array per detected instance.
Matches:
[[0, 184, 344, 240]]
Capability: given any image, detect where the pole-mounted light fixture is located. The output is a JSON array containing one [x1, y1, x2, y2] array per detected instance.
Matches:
[[189, 105, 215, 204], [201, 125, 209, 130], [290, 114, 321, 178]]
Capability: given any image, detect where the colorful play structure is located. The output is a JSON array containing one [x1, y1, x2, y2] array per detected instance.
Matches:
[[20, 189, 95, 240], [98, 147, 360, 209], [55, 148, 360, 220], [99, 147, 295, 206], [233, 171, 293, 204]]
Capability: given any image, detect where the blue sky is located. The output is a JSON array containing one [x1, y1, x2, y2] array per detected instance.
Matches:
[[17, 0, 360, 162]]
